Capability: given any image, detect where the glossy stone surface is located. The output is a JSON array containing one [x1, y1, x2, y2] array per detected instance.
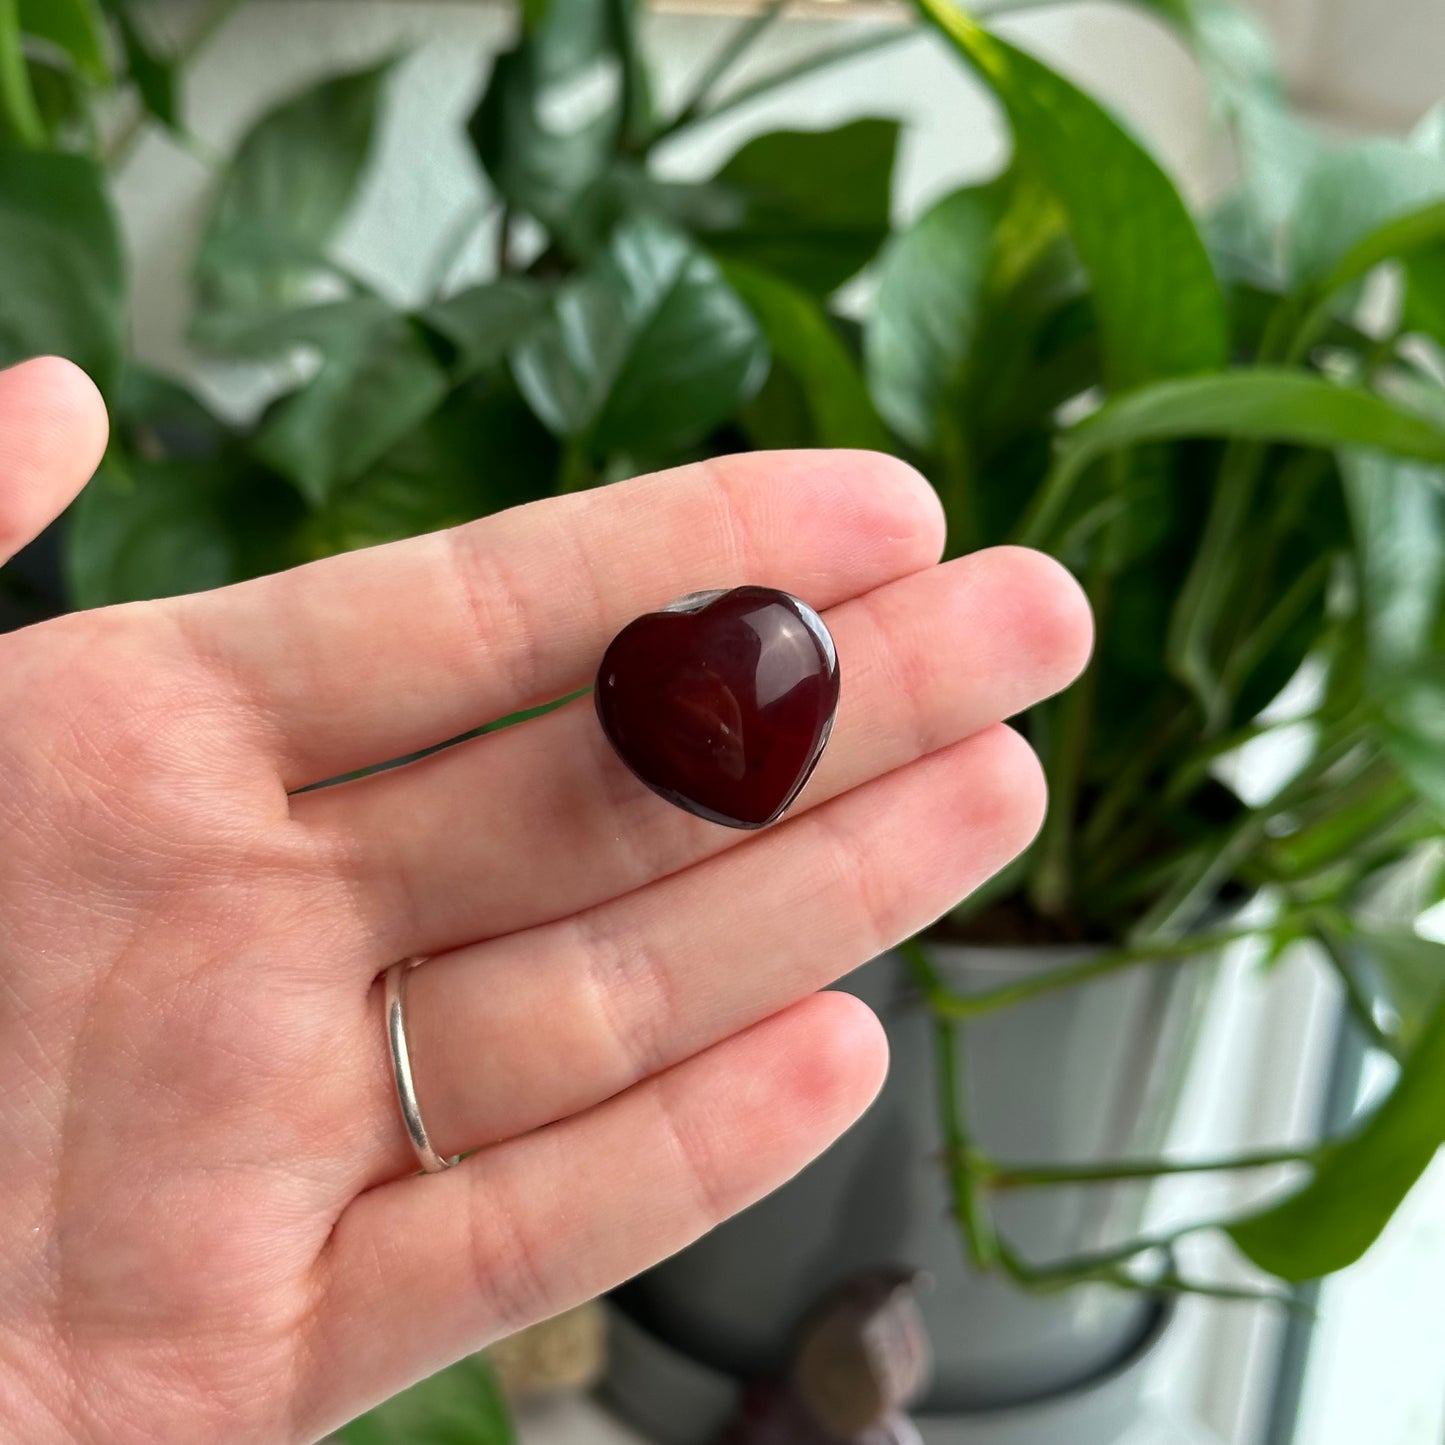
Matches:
[[596, 586, 840, 829]]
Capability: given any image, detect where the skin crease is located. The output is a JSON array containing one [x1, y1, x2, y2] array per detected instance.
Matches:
[[0, 357, 1093, 1445]]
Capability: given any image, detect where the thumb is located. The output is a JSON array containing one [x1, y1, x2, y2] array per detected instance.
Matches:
[[0, 356, 110, 568]]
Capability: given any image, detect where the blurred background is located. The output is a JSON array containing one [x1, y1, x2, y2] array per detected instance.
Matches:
[[3, 1, 1445, 1443]]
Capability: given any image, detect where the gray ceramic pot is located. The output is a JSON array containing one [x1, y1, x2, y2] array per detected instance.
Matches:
[[612, 937, 1219, 1419]]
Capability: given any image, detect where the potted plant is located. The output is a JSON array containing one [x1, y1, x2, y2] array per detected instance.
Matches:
[[3, 0, 1445, 1439]]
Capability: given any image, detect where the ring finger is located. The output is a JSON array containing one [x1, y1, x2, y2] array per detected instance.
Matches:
[[348, 722, 1043, 1187]]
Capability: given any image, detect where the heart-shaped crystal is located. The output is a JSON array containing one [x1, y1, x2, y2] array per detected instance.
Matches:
[[595, 586, 840, 829]]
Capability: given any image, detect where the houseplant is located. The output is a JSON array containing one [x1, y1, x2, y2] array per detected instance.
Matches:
[[3, 0, 1445, 1435]]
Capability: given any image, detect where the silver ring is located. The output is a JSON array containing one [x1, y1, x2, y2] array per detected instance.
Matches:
[[383, 959, 459, 1174]]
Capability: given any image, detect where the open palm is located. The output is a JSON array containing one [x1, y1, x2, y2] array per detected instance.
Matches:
[[0, 358, 1090, 1444]]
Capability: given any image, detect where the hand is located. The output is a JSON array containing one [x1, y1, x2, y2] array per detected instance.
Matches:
[[0, 357, 1090, 1444]]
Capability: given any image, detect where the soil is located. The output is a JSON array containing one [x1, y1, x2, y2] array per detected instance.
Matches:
[[929, 898, 1115, 949]]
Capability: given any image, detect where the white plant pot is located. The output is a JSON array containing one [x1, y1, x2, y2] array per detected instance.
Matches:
[[608, 937, 1221, 1430]]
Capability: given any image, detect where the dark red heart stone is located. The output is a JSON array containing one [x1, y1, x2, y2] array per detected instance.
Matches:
[[595, 586, 840, 830]]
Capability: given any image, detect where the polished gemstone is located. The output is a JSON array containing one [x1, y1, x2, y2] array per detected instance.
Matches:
[[595, 586, 840, 829]]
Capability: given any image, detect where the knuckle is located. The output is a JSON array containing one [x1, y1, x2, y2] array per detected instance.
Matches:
[[651, 1073, 731, 1226], [445, 524, 545, 707], [573, 908, 682, 1083], [466, 1166, 557, 1336]]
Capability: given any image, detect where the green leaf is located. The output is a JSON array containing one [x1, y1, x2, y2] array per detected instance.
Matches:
[[866, 183, 1003, 451], [336, 1352, 514, 1445], [0, 149, 125, 392], [866, 165, 1064, 453], [246, 299, 451, 508], [1403, 248, 1445, 349], [418, 278, 548, 381], [1412, 104, 1445, 162], [307, 375, 558, 556], [469, 0, 631, 229], [113, 3, 179, 131], [19, 0, 110, 83], [1341, 450, 1445, 677], [697, 119, 899, 297], [912, 0, 1228, 390], [193, 57, 394, 337], [1340, 450, 1445, 814], [111, 366, 228, 459], [1289, 141, 1445, 291], [1026, 371, 1445, 546], [722, 260, 890, 451], [1378, 671, 1445, 822], [1227, 988, 1445, 1280], [1351, 929, 1445, 1053], [0, 0, 45, 144], [511, 217, 767, 458], [66, 453, 306, 608]]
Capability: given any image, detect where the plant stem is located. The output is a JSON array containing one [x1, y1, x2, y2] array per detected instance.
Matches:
[[556, 439, 595, 493], [1165, 436, 1267, 732], [651, 25, 916, 146], [1079, 703, 1188, 854], [985, 1144, 1318, 1188], [495, 206, 513, 276], [1137, 722, 1365, 939], [0, 0, 45, 146], [1162, 714, 1314, 809], [1217, 554, 1331, 706], [934, 1017, 998, 1269], [995, 1226, 1208, 1288], [658, 0, 787, 140], [925, 924, 1258, 1021], [901, 939, 997, 1269], [1029, 549, 1109, 919]]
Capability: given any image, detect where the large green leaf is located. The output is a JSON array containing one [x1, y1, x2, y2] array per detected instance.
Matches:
[[19, 0, 110, 82], [244, 299, 451, 508], [722, 259, 890, 451], [306, 376, 557, 556], [418, 278, 549, 382], [697, 119, 899, 297], [912, 0, 1227, 391], [112, 1, 179, 132], [866, 183, 1003, 451], [1023, 370, 1445, 546], [469, 0, 632, 230], [1227, 988, 1445, 1280], [193, 58, 394, 338], [336, 1352, 513, 1445], [1290, 142, 1445, 291], [66, 453, 305, 608], [511, 218, 767, 457], [865, 165, 1064, 453], [0, 149, 125, 392]]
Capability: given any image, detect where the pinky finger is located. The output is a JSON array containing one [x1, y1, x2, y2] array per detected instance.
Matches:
[[0, 357, 109, 567], [305, 993, 888, 1437]]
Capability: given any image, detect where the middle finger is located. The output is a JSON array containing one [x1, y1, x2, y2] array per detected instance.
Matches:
[[296, 545, 1091, 962]]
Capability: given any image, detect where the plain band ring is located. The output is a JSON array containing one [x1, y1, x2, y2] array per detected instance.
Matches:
[[383, 959, 459, 1174]]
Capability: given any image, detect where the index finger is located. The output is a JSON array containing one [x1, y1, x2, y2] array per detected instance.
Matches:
[[167, 450, 945, 787]]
